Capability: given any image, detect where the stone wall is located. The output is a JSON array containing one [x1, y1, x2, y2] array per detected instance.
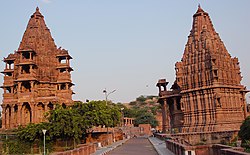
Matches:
[[166, 140, 249, 155], [212, 144, 247, 155], [51, 143, 96, 155], [170, 130, 239, 145]]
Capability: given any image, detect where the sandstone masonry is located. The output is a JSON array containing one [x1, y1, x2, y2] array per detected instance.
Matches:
[[1, 7, 74, 129], [157, 6, 249, 133]]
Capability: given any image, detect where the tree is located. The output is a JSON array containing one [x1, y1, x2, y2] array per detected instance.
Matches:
[[239, 116, 250, 142], [133, 108, 158, 128], [136, 95, 147, 102], [17, 100, 121, 147], [238, 116, 250, 152]]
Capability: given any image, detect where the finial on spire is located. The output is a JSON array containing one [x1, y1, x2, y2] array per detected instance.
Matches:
[[36, 7, 39, 12], [198, 3, 201, 8]]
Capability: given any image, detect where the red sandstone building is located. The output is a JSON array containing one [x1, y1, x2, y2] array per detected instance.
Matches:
[[157, 6, 249, 133], [1, 8, 74, 129]]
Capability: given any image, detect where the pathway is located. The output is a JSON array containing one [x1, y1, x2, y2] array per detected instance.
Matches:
[[91, 136, 174, 155], [107, 137, 158, 155]]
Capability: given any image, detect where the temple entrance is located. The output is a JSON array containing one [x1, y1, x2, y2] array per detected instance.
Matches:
[[37, 102, 45, 122], [22, 102, 32, 125]]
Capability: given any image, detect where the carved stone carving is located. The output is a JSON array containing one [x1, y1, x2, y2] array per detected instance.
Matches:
[[1, 7, 74, 129]]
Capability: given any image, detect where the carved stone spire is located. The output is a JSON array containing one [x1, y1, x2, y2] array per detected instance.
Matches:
[[168, 6, 248, 133], [177, 6, 242, 90], [18, 7, 56, 52]]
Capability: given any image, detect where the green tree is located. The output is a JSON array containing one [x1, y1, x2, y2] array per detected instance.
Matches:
[[134, 112, 158, 128], [17, 100, 121, 147], [238, 116, 250, 152], [136, 95, 147, 102], [239, 116, 250, 142]]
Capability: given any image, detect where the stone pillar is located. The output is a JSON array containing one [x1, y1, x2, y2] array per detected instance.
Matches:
[[67, 58, 70, 66], [10, 105, 15, 128], [1, 106, 6, 129], [44, 102, 49, 122], [19, 65, 22, 74], [18, 82, 21, 92], [189, 93, 194, 129], [242, 92, 247, 119], [173, 98, 177, 111], [17, 103, 22, 126], [29, 52, 32, 60], [5, 107, 10, 129], [196, 92, 202, 128], [162, 99, 167, 133], [31, 81, 34, 92], [31, 103, 36, 123]]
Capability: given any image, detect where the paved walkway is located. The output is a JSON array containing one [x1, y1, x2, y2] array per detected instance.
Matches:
[[91, 136, 174, 155], [148, 137, 175, 155], [107, 137, 158, 155]]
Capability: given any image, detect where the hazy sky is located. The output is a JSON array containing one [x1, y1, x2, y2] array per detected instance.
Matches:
[[0, 0, 250, 103]]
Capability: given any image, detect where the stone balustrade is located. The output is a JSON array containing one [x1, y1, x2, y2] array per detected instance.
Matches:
[[51, 143, 96, 155], [166, 140, 249, 155]]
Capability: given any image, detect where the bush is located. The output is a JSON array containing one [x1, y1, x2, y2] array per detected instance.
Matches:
[[3, 139, 32, 154], [136, 95, 146, 102]]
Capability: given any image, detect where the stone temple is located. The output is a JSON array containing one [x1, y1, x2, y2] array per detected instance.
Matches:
[[157, 6, 249, 133], [1, 7, 74, 129]]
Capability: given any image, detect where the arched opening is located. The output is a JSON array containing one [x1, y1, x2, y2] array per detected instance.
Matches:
[[21, 81, 31, 92], [61, 84, 66, 90], [62, 103, 66, 109], [37, 102, 45, 123], [21, 102, 32, 125], [48, 102, 54, 110]]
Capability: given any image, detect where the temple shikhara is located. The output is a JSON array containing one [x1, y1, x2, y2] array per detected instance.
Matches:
[[157, 6, 249, 133], [1, 7, 74, 129]]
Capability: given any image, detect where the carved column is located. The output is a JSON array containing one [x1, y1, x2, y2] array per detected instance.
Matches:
[[173, 98, 177, 111], [10, 105, 15, 128], [31, 103, 36, 123], [189, 93, 194, 129], [161, 99, 167, 133], [18, 82, 21, 93], [31, 81, 34, 93], [29, 52, 32, 60], [44, 102, 49, 122], [17, 103, 22, 126], [5, 107, 10, 129], [242, 92, 247, 119], [1, 106, 6, 129], [196, 92, 201, 128]]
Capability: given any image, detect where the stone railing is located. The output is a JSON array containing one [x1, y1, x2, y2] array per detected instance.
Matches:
[[3, 76, 14, 85], [220, 148, 250, 155], [57, 72, 71, 81], [166, 140, 196, 155], [212, 144, 247, 155], [51, 143, 96, 155], [166, 140, 249, 155]]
